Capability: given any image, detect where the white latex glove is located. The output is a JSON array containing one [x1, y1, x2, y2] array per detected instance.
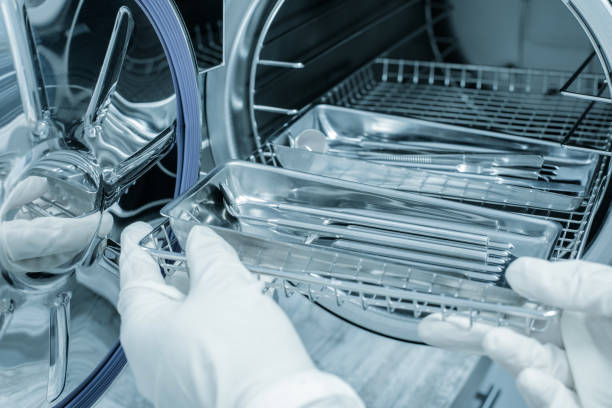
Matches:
[[118, 222, 364, 408], [418, 258, 612, 408], [0, 176, 112, 272]]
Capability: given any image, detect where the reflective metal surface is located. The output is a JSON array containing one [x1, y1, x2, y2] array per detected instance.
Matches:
[[139, 162, 561, 341], [269, 104, 601, 210], [0, 0, 177, 271], [165, 161, 560, 282], [207, 0, 273, 162], [272, 145, 584, 211], [0, 267, 120, 406], [205, 0, 612, 345], [0, 0, 182, 405]]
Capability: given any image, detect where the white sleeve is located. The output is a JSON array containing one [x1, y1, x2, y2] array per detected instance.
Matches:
[[242, 369, 365, 408]]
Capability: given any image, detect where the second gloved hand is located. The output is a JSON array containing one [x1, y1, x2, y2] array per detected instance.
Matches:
[[119, 222, 364, 408], [418, 258, 612, 408]]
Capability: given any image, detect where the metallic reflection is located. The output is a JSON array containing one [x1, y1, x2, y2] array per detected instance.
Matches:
[[0, 0, 181, 405]]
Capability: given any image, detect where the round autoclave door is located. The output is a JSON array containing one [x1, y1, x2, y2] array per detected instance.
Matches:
[[0, 0, 200, 405]]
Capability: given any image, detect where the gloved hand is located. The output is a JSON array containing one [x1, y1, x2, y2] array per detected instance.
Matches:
[[118, 222, 364, 408], [0, 176, 112, 272], [418, 258, 612, 408]]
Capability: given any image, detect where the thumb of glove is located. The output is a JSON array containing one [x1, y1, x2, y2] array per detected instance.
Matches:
[[506, 258, 612, 316], [516, 368, 581, 408]]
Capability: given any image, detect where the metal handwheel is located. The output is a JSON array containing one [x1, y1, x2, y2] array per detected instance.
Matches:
[[0, 0, 200, 405]]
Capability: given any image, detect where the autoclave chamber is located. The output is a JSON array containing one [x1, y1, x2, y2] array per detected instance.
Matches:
[[197, 0, 612, 341]]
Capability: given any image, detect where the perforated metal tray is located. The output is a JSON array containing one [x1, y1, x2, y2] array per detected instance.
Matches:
[[140, 161, 562, 336]]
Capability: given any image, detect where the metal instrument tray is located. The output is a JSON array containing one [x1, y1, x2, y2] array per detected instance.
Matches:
[[271, 144, 584, 211], [162, 161, 560, 282], [270, 105, 599, 198]]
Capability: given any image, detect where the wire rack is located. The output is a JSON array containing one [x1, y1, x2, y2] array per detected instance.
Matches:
[[141, 220, 559, 333], [322, 59, 612, 153], [279, 59, 612, 261]]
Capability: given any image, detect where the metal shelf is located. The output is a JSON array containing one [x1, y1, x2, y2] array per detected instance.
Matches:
[[323, 59, 612, 154], [560, 51, 612, 104]]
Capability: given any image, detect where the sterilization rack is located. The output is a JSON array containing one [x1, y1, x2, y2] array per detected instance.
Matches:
[[252, 59, 612, 262], [321, 59, 612, 153], [253, 143, 610, 262], [141, 221, 559, 333], [336, 63, 612, 261]]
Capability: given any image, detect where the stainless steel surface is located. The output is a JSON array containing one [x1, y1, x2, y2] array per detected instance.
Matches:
[[263, 104, 610, 262], [139, 162, 563, 339], [0, 0, 189, 405], [2, 0, 177, 176], [322, 59, 612, 154], [559, 51, 612, 104], [48, 292, 70, 401], [173, 0, 224, 74], [73, 0, 612, 404], [276, 101, 600, 192], [246, 0, 440, 155], [206, 0, 270, 162], [327, 153, 546, 170], [0, 269, 120, 407], [201, 0, 612, 346], [168, 161, 560, 269], [142, 219, 559, 341], [272, 145, 583, 212], [206, 0, 430, 163], [0, 0, 178, 270], [291, 126, 561, 178], [562, 0, 612, 109], [236, 1, 612, 158]]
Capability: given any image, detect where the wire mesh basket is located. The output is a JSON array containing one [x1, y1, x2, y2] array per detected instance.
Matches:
[[140, 220, 559, 334], [323, 59, 612, 154]]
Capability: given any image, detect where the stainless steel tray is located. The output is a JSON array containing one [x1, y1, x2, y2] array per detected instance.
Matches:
[[270, 105, 599, 197], [163, 161, 560, 282], [271, 145, 583, 211], [139, 161, 563, 336]]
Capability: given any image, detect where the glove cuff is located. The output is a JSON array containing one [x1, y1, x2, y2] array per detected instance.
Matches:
[[242, 369, 364, 408]]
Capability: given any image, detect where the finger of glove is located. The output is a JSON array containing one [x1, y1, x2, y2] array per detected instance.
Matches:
[[1, 176, 48, 214], [507, 257, 612, 316], [185, 225, 255, 295], [483, 327, 574, 388], [417, 313, 494, 354], [1, 213, 102, 261], [118, 222, 184, 317], [516, 368, 581, 408], [120, 221, 166, 289]]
